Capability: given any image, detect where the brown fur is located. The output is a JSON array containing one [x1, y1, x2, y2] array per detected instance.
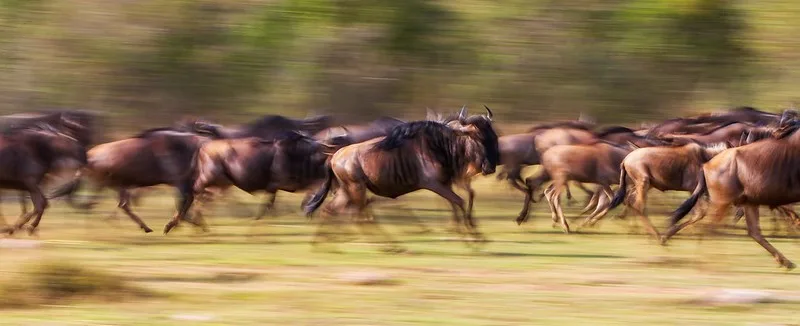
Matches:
[[49, 130, 212, 233], [0, 127, 87, 235], [304, 114, 499, 249], [518, 141, 633, 233], [170, 133, 335, 233], [663, 124, 800, 269]]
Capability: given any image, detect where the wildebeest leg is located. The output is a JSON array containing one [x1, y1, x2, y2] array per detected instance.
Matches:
[[18, 191, 28, 217], [581, 186, 614, 228], [355, 204, 406, 253], [423, 182, 481, 243], [732, 207, 745, 224], [661, 199, 723, 246], [254, 192, 277, 220], [16, 180, 48, 236], [578, 190, 601, 217], [549, 182, 571, 234], [775, 206, 800, 234], [117, 189, 154, 233], [624, 181, 659, 239], [543, 184, 559, 227], [743, 205, 795, 270], [517, 172, 550, 225], [164, 180, 203, 234], [574, 183, 595, 207]]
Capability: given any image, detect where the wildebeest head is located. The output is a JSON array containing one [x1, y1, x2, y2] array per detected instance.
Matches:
[[453, 105, 500, 175]]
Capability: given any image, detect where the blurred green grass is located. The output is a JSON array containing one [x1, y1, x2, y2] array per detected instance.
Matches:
[[0, 176, 798, 325]]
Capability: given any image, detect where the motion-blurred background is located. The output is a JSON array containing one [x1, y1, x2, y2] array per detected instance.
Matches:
[[0, 0, 792, 126]]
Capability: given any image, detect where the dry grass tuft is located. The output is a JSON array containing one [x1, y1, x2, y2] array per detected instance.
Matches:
[[0, 260, 159, 309]]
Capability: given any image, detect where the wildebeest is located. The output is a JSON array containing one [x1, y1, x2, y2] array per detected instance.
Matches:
[[303, 107, 500, 248], [0, 109, 101, 215], [661, 121, 800, 270], [497, 121, 597, 214], [597, 142, 732, 239], [49, 127, 215, 233], [168, 114, 337, 218], [509, 125, 669, 224], [166, 130, 337, 234], [522, 140, 635, 233], [0, 124, 87, 235]]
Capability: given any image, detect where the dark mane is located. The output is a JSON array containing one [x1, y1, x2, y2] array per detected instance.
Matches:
[[595, 126, 635, 138], [374, 121, 453, 151], [373, 121, 469, 179]]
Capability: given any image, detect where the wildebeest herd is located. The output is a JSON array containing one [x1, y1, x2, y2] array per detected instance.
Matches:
[[0, 106, 799, 270]]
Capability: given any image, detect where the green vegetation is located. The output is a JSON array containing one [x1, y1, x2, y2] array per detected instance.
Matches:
[[0, 0, 797, 124], [0, 177, 797, 325]]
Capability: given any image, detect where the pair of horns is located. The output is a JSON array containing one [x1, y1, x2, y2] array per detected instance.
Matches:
[[458, 104, 493, 121]]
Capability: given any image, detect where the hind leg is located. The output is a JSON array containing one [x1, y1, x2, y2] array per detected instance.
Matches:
[[546, 180, 570, 234], [117, 189, 154, 233], [581, 186, 614, 228], [14, 180, 48, 236], [424, 182, 483, 244], [743, 205, 795, 270], [517, 172, 550, 225], [543, 184, 559, 227], [254, 192, 277, 220], [627, 182, 659, 239]]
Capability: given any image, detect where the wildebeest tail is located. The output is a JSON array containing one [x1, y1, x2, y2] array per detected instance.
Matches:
[[608, 163, 628, 210], [669, 170, 707, 226], [303, 163, 333, 217]]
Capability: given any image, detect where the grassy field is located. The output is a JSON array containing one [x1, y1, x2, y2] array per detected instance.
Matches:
[[0, 176, 798, 326]]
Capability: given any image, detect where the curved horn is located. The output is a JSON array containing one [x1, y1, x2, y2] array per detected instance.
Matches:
[[483, 105, 493, 119], [459, 105, 467, 120]]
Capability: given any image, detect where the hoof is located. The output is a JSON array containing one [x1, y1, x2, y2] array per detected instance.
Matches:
[[142, 227, 154, 233], [163, 223, 177, 235], [25, 226, 38, 237], [784, 261, 796, 271]]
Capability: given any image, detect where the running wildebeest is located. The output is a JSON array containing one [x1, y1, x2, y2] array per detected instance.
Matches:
[[523, 140, 635, 233], [169, 114, 337, 218], [166, 130, 337, 234], [510, 125, 670, 225], [49, 127, 215, 233], [0, 109, 101, 215], [497, 120, 598, 215], [0, 124, 87, 235], [303, 107, 500, 249], [661, 120, 800, 270], [598, 142, 732, 239]]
